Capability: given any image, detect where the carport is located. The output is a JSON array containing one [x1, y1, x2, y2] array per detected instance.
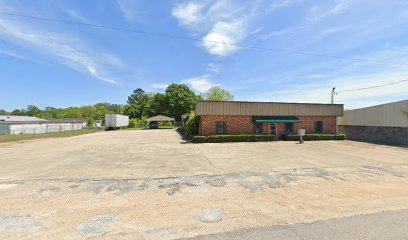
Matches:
[[145, 115, 175, 128]]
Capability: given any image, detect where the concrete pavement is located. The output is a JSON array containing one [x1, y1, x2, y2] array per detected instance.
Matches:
[[1, 129, 408, 239], [183, 209, 408, 240], [0, 129, 407, 181]]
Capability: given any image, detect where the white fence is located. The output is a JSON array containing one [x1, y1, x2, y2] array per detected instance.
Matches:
[[1, 123, 85, 135]]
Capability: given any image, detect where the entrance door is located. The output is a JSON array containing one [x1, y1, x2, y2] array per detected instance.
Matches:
[[270, 123, 277, 136]]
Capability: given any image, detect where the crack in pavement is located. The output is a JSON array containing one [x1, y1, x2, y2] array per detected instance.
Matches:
[[1, 164, 406, 195], [1, 163, 406, 185]]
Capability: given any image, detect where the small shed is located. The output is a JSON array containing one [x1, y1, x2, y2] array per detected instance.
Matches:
[[145, 115, 175, 127]]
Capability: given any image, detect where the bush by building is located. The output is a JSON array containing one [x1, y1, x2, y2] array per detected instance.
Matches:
[[285, 134, 346, 141], [191, 134, 275, 143], [185, 113, 200, 138]]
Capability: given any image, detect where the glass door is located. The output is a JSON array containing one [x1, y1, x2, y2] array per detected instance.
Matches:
[[270, 123, 277, 136]]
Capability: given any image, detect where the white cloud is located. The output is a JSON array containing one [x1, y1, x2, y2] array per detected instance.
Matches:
[[0, 48, 35, 62], [65, 9, 90, 23], [249, 73, 408, 109], [0, 15, 122, 84], [172, 1, 257, 56], [116, 0, 140, 21], [202, 20, 245, 56], [172, 2, 203, 27], [268, 0, 295, 13], [207, 63, 219, 73], [308, 0, 354, 22], [330, 0, 353, 15], [152, 83, 169, 89], [305, 74, 325, 79], [184, 75, 218, 92], [247, 47, 408, 109]]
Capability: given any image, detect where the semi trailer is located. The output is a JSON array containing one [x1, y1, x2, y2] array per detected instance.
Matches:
[[105, 114, 129, 130]]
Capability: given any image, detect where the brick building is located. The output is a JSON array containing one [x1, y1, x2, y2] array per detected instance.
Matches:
[[196, 101, 343, 138]]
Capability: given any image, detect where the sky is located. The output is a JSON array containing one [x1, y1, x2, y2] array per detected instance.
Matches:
[[1, 0, 408, 111]]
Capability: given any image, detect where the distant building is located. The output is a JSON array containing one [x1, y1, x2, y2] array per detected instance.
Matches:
[[0, 115, 45, 122], [94, 120, 102, 127], [0, 115, 87, 135], [196, 101, 343, 138], [338, 100, 408, 146], [50, 118, 87, 128]]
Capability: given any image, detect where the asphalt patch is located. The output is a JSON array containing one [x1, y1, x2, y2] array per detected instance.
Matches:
[[195, 208, 224, 223], [166, 183, 181, 195], [0, 212, 40, 229], [76, 213, 118, 238], [38, 187, 61, 195], [206, 178, 226, 187]]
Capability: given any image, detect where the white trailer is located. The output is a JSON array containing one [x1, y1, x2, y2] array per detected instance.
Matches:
[[105, 114, 129, 130]]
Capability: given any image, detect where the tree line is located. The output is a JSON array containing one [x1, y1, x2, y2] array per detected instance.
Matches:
[[0, 84, 234, 123]]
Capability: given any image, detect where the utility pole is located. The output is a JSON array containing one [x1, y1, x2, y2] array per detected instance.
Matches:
[[331, 87, 336, 104]]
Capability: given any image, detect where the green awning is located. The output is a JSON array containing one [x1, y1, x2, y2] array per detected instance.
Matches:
[[252, 116, 301, 123]]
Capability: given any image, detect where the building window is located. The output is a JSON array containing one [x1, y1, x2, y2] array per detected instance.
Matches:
[[254, 123, 263, 134], [284, 123, 293, 133], [315, 121, 324, 133], [216, 121, 226, 134]]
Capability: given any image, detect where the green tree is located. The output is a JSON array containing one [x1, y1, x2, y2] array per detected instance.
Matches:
[[36, 111, 53, 119], [44, 106, 61, 119], [165, 84, 197, 121], [150, 93, 168, 116], [62, 108, 82, 118], [122, 104, 140, 119], [94, 103, 111, 120], [125, 89, 154, 118], [202, 86, 234, 101], [26, 105, 41, 116], [0, 109, 8, 115], [127, 88, 148, 105], [94, 103, 122, 116], [11, 109, 27, 116]]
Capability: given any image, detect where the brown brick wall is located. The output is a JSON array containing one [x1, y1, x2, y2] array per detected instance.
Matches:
[[199, 115, 337, 136], [296, 116, 337, 134], [200, 115, 253, 135]]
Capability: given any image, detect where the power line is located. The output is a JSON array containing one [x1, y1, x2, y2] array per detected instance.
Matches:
[[336, 78, 408, 94], [1, 11, 407, 66]]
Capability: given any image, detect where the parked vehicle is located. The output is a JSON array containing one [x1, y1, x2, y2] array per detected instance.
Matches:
[[105, 114, 129, 130], [149, 121, 159, 129]]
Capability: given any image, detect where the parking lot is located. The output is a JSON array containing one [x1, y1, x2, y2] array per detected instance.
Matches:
[[1, 129, 408, 239]]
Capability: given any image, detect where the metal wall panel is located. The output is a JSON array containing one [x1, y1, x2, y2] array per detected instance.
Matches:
[[340, 100, 408, 127], [196, 101, 344, 116], [0, 124, 10, 134]]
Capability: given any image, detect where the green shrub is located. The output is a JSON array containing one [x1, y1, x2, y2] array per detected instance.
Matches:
[[185, 113, 200, 138], [191, 134, 275, 143], [128, 116, 148, 128], [87, 118, 94, 128], [191, 135, 207, 143], [286, 134, 346, 141], [158, 121, 174, 127]]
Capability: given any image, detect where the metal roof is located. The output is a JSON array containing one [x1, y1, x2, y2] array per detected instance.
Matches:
[[196, 101, 344, 116], [145, 115, 175, 122], [0, 116, 87, 125], [0, 115, 45, 122]]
